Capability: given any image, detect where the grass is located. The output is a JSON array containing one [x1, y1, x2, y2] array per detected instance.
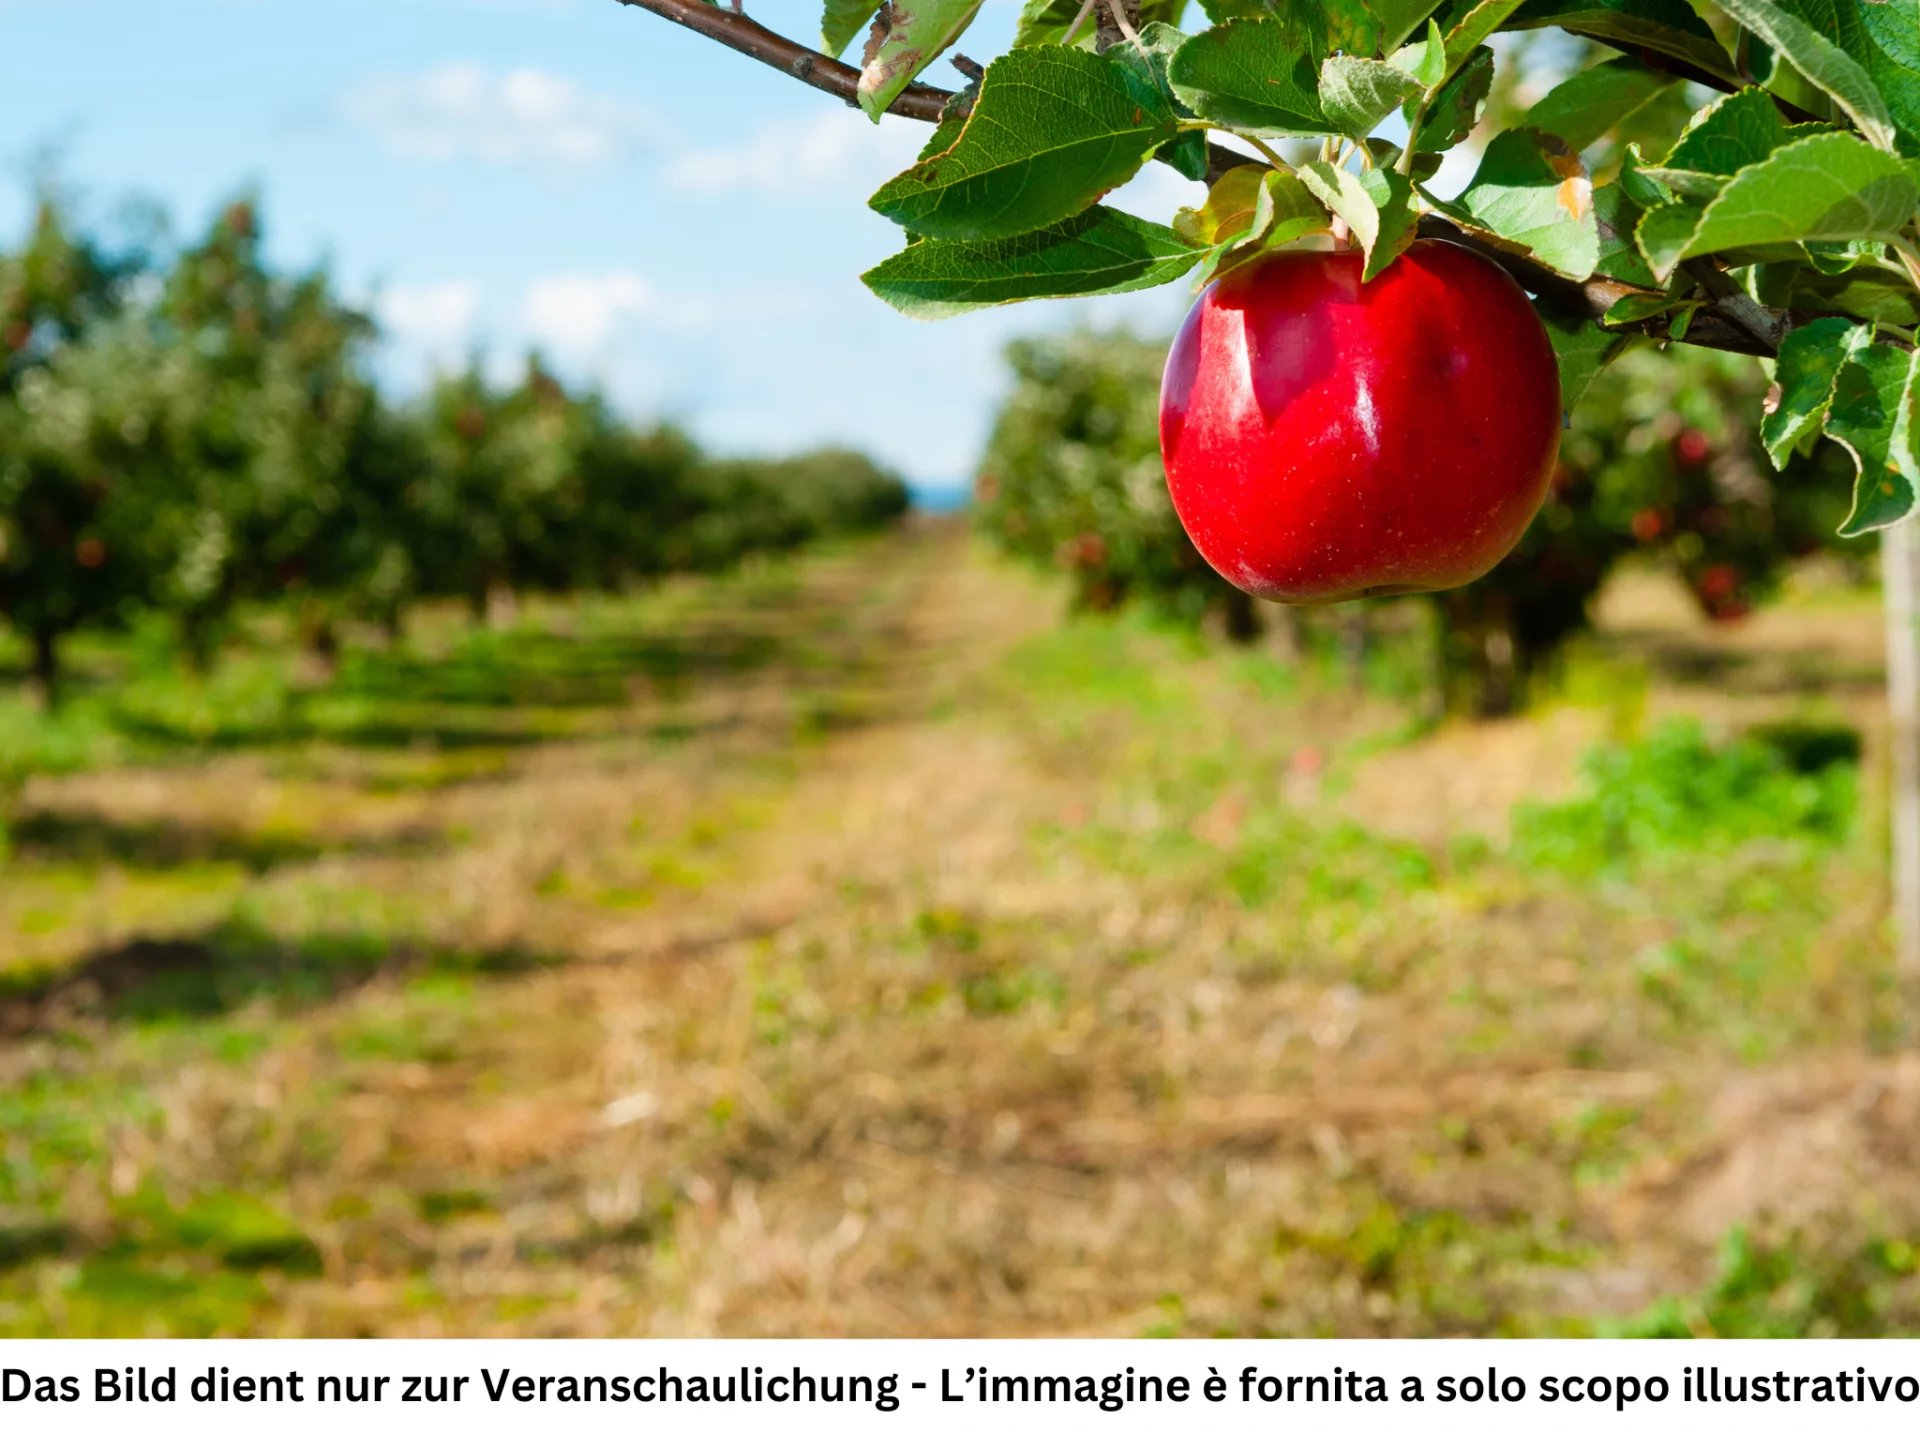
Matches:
[[0, 523, 1914, 1334]]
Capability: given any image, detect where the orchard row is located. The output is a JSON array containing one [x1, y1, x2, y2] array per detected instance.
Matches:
[[0, 195, 908, 703]]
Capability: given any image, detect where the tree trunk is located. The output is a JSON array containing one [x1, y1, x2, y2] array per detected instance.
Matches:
[[1219, 588, 1263, 645], [1338, 607, 1371, 689], [1883, 521, 1920, 1005], [26, 625, 60, 711], [1474, 624, 1521, 719], [486, 580, 519, 630], [180, 611, 217, 675], [299, 615, 342, 686]]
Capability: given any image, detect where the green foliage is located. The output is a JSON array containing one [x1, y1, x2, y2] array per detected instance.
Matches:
[[812, 0, 1920, 533], [1612, 1227, 1919, 1337], [1511, 718, 1857, 872], [0, 192, 910, 719], [976, 329, 1251, 629]]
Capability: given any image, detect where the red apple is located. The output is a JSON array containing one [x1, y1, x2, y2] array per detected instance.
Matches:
[[1159, 240, 1561, 604], [1671, 427, 1712, 470]]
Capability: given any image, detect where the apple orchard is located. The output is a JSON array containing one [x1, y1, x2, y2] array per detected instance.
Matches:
[[628, 0, 1920, 959]]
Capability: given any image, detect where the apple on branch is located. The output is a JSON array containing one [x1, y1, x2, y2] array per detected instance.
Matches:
[[1158, 240, 1563, 606]]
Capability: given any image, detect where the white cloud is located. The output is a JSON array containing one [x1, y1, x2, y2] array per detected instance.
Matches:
[[521, 270, 817, 362], [664, 108, 928, 197], [343, 62, 651, 167], [523, 271, 659, 357], [376, 280, 480, 359]]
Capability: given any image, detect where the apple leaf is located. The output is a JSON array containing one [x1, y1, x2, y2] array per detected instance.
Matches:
[[1592, 182, 1658, 286], [1299, 162, 1419, 280], [1503, 0, 1738, 82], [1523, 58, 1676, 152], [1320, 55, 1425, 139], [1168, 17, 1332, 137], [1181, 165, 1334, 284], [1389, 19, 1449, 89], [1412, 44, 1493, 152], [1706, 0, 1898, 154], [1539, 306, 1631, 415], [857, 0, 984, 122], [869, 47, 1177, 240], [1760, 316, 1871, 467], [1441, 0, 1526, 72], [1011, 0, 1090, 45], [1632, 131, 1920, 283], [1631, 89, 1808, 201], [1831, 344, 1920, 535], [1307, 0, 1449, 55], [1444, 127, 1599, 279], [1173, 164, 1268, 248], [823, 1, 883, 59], [861, 206, 1202, 318]]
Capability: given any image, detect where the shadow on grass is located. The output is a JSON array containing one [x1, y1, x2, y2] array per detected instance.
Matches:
[[0, 918, 559, 1031], [1619, 631, 1885, 699], [10, 809, 441, 874]]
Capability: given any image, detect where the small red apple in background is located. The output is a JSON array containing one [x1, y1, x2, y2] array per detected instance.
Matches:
[[1671, 427, 1712, 470], [1689, 562, 1752, 623], [1631, 508, 1666, 544], [1159, 240, 1561, 605]]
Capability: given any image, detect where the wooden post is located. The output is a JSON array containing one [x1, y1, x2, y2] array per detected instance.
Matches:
[[1883, 520, 1920, 992]]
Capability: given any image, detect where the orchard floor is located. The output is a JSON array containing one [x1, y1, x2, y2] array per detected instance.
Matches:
[[1, 518, 1916, 1335]]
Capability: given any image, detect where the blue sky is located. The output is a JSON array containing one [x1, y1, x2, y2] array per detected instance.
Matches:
[[0, 0, 1223, 498]]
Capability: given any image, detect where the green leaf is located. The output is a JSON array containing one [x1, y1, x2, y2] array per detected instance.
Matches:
[[858, 0, 984, 121], [1159, 130, 1213, 180], [1523, 58, 1676, 152], [1632, 88, 1805, 200], [1179, 165, 1333, 283], [1389, 19, 1448, 88], [1446, 127, 1599, 278], [1173, 164, 1267, 247], [1168, 17, 1331, 136], [1196, 0, 1282, 17], [1247, 168, 1335, 247], [861, 206, 1202, 318], [1539, 306, 1631, 413], [1760, 316, 1871, 466], [869, 47, 1177, 240], [1361, 0, 1449, 53], [1592, 181, 1658, 286], [1299, 162, 1419, 280], [1665, 88, 1795, 174], [1320, 55, 1425, 139], [1441, 0, 1525, 70], [823, 0, 883, 58], [1603, 290, 1701, 326], [1012, 0, 1090, 46], [1633, 130, 1920, 282], [1496, 0, 1739, 85], [1831, 344, 1920, 535], [1707, 0, 1898, 154], [1412, 44, 1493, 151]]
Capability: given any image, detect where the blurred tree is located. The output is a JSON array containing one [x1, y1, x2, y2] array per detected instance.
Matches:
[[977, 330, 1260, 640], [0, 196, 146, 705]]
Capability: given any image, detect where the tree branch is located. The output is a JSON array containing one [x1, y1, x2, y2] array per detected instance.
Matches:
[[612, 0, 954, 121], [617, 0, 1799, 357]]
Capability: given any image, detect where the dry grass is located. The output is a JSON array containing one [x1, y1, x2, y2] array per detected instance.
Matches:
[[0, 525, 1913, 1335]]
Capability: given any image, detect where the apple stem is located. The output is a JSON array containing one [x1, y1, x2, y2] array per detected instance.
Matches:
[[1329, 216, 1352, 251]]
